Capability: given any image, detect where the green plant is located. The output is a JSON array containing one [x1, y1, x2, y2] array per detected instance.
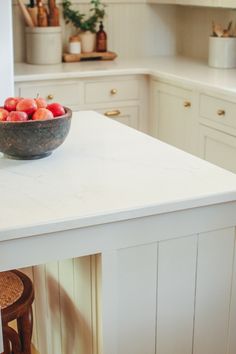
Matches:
[[62, 0, 106, 33]]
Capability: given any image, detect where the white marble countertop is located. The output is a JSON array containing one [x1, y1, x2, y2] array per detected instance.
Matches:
[[14, 56, 236, 96], [1, 111, 236, 242]]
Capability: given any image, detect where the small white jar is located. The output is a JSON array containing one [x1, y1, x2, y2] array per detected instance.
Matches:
[[68, 35, 81, 54]]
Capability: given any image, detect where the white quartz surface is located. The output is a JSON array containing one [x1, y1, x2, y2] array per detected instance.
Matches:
[[14, 56, 236, 97], [1, 111, 236, 242]]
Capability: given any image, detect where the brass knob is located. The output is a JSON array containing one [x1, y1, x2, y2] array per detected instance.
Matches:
[[217, 109, 225, 116], [183, 101, 191, 108], [47, 94, 54, 100], [110, 89, 117, 95], [104, 110, 121, 117]]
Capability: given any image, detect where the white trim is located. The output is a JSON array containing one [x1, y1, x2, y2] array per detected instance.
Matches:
[[0, 0, 14, 102]]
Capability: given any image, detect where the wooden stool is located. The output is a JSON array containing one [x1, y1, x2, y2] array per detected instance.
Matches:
[[0, 270, 34, 354]]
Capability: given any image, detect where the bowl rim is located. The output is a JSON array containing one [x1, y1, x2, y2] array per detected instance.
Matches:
[[0, 107, 72, 125]]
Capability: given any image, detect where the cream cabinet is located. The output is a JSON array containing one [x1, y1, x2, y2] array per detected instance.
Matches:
[[151, 79, 236, 173], [16, 80, 83, 109], [15, 75, 149, 134], [199, 125, 236, 173], [150, 80, 198, 155], [199, 93, 236, 173]]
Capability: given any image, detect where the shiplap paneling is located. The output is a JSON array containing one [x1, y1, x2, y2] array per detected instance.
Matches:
[[21, 256, 96, 354], [116, 243, 158, 354], [156, 235, 197, 354], [12, 1, 177, 62], [193, 228, 235, 354], [176, 6, 236, 59]]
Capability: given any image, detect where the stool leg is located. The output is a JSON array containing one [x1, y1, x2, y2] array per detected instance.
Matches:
[[3, 325, 21, 354], [2, 328, 11, 354], [17, 306, 33, 354]]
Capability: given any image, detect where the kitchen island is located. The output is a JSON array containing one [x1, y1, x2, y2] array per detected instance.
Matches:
[[1, 111, 236, 354]]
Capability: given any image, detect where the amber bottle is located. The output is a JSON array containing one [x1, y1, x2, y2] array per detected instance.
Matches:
[[96, 22, 107, 52]]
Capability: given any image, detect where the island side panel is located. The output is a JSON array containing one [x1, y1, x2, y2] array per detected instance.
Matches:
[[101, 244, 158, 354], [193, 228, 235, 354], [116, 243, 158, 354], [156, 235, 197, 354]]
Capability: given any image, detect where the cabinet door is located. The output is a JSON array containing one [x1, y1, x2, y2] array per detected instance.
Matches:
[[199, 124, 236, 173], [97, 106, 139, 130], [152, 81, 196, 154]]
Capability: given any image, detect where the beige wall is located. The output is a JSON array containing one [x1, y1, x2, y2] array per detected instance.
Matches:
[[176, 5, 236, 60], [12, 1, 178, 62], [12, 1, 236, 63]]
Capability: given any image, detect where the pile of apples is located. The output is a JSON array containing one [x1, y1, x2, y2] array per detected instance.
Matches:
[[0, 96, 66, 122]]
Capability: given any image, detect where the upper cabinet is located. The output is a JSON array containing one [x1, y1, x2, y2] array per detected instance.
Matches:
[[147, 0, 236, 8]]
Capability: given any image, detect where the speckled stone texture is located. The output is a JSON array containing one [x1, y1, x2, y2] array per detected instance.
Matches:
[[0, 108, 72, 160]]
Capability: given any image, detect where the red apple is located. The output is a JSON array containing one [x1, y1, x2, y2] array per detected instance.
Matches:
[[0, 108, 9, 121], [16, 98, 37, 116], [6, 111, 28, 122], [35, 96, 47, 109], [32, 108, 54, 121], [4, 97, 22, 112], [47, 103, 65, 117]]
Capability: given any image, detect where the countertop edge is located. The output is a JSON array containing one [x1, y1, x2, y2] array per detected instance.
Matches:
[[1, 192, 236, 243]]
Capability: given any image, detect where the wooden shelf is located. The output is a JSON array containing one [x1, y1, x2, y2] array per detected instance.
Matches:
[[63, 51, 117, 63]]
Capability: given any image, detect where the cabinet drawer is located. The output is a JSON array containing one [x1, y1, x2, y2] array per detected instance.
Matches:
[[200, 94, 236, 130], [85, 79, 139, 104], [96, 106, 139, 130], [18, 81, 81, 106]]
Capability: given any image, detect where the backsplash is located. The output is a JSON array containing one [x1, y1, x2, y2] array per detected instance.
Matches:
[[13, 1, 236, 63], [12, 1, 178, 62], [176, 6, 236, 60]]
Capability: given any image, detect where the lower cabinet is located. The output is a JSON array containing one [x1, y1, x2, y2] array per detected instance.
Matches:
[[151, 79, 236, 174], [15, 75, 148, 134], [151, 80, 198, 155], [199, 125, 236, 173]]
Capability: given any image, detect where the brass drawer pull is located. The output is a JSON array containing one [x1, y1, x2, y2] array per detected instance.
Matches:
[[104, 110, 121, 117], [183, 101, 191, 108], [217, 109, 225, 116], [47, 94, 54, 100], [110, 89, 117, 95]]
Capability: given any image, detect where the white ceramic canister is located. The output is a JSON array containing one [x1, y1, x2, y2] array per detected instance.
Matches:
[[208, 36, 236, 69], [25, 26, 62, 65]]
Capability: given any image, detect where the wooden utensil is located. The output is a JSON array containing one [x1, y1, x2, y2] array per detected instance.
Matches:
[[17, 0, 34, 27], [37, 0, 48, 27], [27, 0, 38, 26], [48, 0, 60, 26]]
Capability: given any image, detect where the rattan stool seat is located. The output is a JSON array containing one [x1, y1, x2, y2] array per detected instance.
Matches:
[[0, 272, 24, 309], [1, 270, 34, 354]]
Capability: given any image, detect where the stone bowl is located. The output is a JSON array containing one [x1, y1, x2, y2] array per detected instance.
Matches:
[[0, 107, 72, 160]]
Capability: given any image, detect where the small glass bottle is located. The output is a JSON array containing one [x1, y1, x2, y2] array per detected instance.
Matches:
[[96, 22, 107, 52]]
